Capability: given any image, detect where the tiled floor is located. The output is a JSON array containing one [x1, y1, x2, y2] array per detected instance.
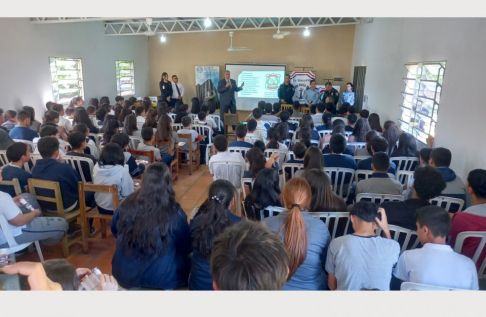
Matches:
[[16, 165, 214, 275]]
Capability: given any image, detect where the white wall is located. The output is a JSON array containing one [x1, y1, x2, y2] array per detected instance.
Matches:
[[0, 18, 149, 115], [352, 18, 486, 180]]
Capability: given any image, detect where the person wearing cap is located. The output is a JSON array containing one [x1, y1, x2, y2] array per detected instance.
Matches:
[[320, 82, 340, 107]]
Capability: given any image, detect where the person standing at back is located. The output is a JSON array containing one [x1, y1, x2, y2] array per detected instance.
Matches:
[[171, 75, 184, 108], [159, 72, 173, 106], [217, 71, 244, 128]]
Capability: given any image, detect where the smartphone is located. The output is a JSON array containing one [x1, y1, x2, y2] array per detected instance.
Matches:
[[19, 198, 34, 211], [0, 252, 30, 290]]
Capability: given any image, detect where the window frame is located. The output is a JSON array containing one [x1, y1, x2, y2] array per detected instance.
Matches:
[[115, 60, 135, 97], [49, 56, 84, 105]]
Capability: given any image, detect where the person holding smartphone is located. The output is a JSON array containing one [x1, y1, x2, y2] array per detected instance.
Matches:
[[325, 202, 400, 291]]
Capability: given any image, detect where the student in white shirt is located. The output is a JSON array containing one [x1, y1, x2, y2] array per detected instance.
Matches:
[[262, 103, 279, 123], [201, 105, 218, 131], [245, 119, 263, 144], [34, 126, 67, 157], [195, 111, 217, 131], [52, 104, 73, 133], [393, 206, 479, 290], [135, 105, 146, 130], [137, 127, 162, 162], [325, 202, 400, 290], [209, 135, 247, 187], [177, 116, 200, 152], [312, 102, 325, 126], [463, 169, 486, 217]]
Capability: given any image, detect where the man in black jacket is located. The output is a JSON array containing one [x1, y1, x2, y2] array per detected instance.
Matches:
[[278, 74, 295, 105]]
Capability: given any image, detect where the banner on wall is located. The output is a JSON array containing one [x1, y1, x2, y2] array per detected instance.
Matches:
[[290, 71, 315, 104], [195, 66, 220, 105]]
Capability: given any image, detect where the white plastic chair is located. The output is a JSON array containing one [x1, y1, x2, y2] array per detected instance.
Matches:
[[259, 206, 285, 220], [207, 115, 222, 131], [241, 178, 253, 199], [356, 193, 405, 205], [128, 136, 144, 150], [397, 170, 415, 196], [331, 117, 346, 125], [376, 224, 420, 254], [353, 156, 370, 164], [310, 211, 350, 239], [347, 142, 366, 152], [453, 231, 486, 278], [171, 123, 183, 131], [168, 113, 176, 122], [64, 155, 94, 183], [318, 130, 333, 138], [85, 142, 99, 160], [189, 113, 198, 122], [229, 146, 250, 160], [29, 153, 43, 165], [310, 139, 319, 146], [192, 124, 214, 164], [0, 213, 44, 261], [430, 196, 465, 213], [324, 167, 356, 200], [0, 150, 8, 166], [264, 148, 288, 168], [400, 282, 465, 291], [282, 163, 304, 184], [209, 160, 246, 216], [355, 169, 396, 183], [287, 151, 296, 161], [89, 133, 103, 153], [288, 118, 301, 126], [391, 157, 419, 176], [344, 131, 352, 137], [13, 139, 36, 152]]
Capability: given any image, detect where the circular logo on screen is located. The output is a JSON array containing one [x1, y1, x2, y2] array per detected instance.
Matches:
[[196, 66, 203, 73], [265, 74, 280, 90]]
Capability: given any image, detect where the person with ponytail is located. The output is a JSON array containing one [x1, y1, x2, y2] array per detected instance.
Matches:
[[111, 163, 191, 290], [262, 177, 331, 290], [189, 179, 242, 290]]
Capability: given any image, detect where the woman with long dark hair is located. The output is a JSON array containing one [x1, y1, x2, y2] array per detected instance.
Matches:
[[42, 110, 68, 141], [100, 115, 119, 145], [295, 146, 323, 178], [302, 169, 346, 212], [262, 177, 331, 290], [355, 130, 379, 156], [348, 118, 371, 143], [244, 168, 282, 220], [293, 114, 319, 143], [368, 113, 383, 133], [382, 120, 401, 155], [244, 147, 267, 179], [391, 132, 419, 158], [159, 72, 173, 105], [111, 163, 191, 290], [189, 180, 242, 290], [20, 105, 41, 133], [190, 97, 201, 114], [73, 107, 99, 134], [143, 108, 158, 129], [155, 114, 179, 164], [88, 98, 99, 110], [99, 96, 110, 106], [123, 114, 140, 137], [266, 127, 288, 152]]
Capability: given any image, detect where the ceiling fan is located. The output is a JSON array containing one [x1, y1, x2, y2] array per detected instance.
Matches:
[[273, 18, 290, 40], [227, 32, 253, 52], [143, 18, 157, 36]]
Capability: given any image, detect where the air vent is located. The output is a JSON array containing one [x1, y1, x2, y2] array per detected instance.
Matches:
[[333, 77, 344, 82]]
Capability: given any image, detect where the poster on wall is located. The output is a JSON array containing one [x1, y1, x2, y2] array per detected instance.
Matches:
[[195, 66, 220, 105], [290, 71, 315, 104]]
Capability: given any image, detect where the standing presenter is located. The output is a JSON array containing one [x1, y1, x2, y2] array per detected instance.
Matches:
[[217, 70, 244, 127]]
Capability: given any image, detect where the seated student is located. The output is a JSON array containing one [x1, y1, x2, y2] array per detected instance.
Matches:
[[291, 100, 304, 118], [189, 180, 242, 290], [73, 107, 99, 134], [337, 104, 349, 119], [51, 104, 73, 134], [262, 103, 278, 123], [115, 95, 124, 106], [211, 220, 290, 291], [178, 116, 206, 165], [142, 108, 157, 129], [359, 109, 369, 119], [265, 128, 288, 167], [0, 179, 68, 249], [347, 118, 371, 143], [31, 137, 96, 234], [303, 168, 347, 212], [243, 147, 266, 179], [323, 134, 358, 170], [0, 128, 14, 151], [137, 127, 162, 163], [311, 103, 325, 126], [34, 125, 67, 157], [263, 178, 331, 290], [271, 102, 281, 115], [110, 133, 145, 178], [123, 114, 141, 138], [244, 119, 262, 144], [196, 111, 217, 133], [252, 108, 270, 139], [200, 105, 218, 131], [462, 169, 486, 217], [86, 105, 98, 127], [73, 123, 98, 159], [318, 102, 337, 130], [111, 163, 191, 290], [357, 136, 397, 174], [381, 166, 446, 231], [391, 132, 419, 158], [279, 110, 297, 132], [292, 114, 319, 144], [65, 132, 97, 182], [356, 152, 403, 196], [325, 202, 400, 290], [8, 110, 39, 142], [155, 114, 179, 165], [93, 143, 134, 215], [285, 141, 306, 177], [135, 105, 146, 130], [96, 108, 107, 126], [429, 147, 466, 203], [244, 168, 282, 220], [42, 110, 68, 142], [345, 113, 358, 132], [174, 103, 189, 124], [394, 206, 478, 290], [294, 146, 323, 178], [0, 142, 31, 196], [229, 124, 253, 149], [321, 126, 354, 156], [2, 110, 17, 131], [355, 130, 379, 157], [65, 107, 75, 123], [100, 115, 120, 146], [419, 147, 432, 167], [320, 119, 346, 144], [209, 135, 247, 184]]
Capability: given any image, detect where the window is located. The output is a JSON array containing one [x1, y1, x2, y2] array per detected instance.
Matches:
[[399, 61, 446, 144], [49, 57, 84, 105], [116, 61, 135, 97]]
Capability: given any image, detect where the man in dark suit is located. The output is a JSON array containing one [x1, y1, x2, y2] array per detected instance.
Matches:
[[217, 71, 244, 129]]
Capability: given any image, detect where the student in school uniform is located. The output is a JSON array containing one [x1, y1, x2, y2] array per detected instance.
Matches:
[[51, 104, 73, 134], [323, 134, 357, 170], [9, 110, 39, 142], [312, 103, 326, 126], [462, 169, 486, 217], [137, 127, 162, 163], [196, 111, 217, 133], [244, 119, 263, 144], [135, 105, 146, 130], [262, 103, 278, 123], [65, 132, 97, 183], [0, 142, 31, 196], [72, 123, 99, 159], [357, 136, 397, 174], [345, 113, 358, 132], [2, 110, 17, 131], [229, 124, 253, 149], [110, 133, 146, 178], [356, 152, 403, 196], [209, 135, 247, 182], [178, 116, 206, 165], [33, 126, 67, 157]]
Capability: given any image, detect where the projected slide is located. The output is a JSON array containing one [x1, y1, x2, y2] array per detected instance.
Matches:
[[225, 63, 286, 111], [237, 71, 284, 99]]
